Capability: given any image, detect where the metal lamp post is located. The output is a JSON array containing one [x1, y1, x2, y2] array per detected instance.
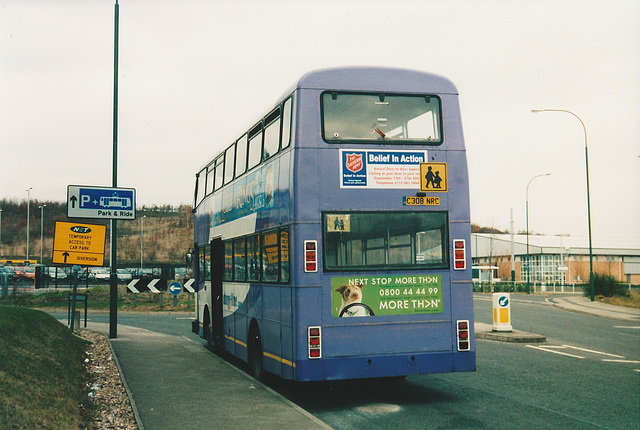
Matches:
[[26, 187, 33, 261], [526, 173, 551, 294], [39, 204, 46, 264], [531, 109, 594, 301]]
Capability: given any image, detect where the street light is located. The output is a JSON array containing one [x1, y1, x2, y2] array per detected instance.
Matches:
[[39, 204, 46, 265], [526, 173, 551, 294], [26, 187, 33, 261], [531, 108, 594, 301], [0, 208, 3, 257]]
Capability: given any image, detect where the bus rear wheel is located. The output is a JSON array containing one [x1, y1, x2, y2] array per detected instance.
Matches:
[[248, 327, 264, 380]]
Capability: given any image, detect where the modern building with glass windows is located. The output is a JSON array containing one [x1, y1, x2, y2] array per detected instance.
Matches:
[[471, 233, 640, 287]]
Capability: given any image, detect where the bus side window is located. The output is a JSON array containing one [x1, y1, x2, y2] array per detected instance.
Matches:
[[205, 164, 215, 196], [233, 238, 246, 281], [261, 231, 279, 282], [224, 144, 235, 185], [214, 156, 224, 191], [247, 235, 260, 281], [223, 241, 233, 281], [281, 98, 292, 149], [263, 108, 281, 161], [247, 124, 262, 171], [235, 135, 248, 177], [280, 228, 289, 282]]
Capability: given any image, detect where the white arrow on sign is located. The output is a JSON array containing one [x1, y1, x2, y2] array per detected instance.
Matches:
[[184, 279, 195, 293], [127, 279, 140, 294], [147, 279, 161, 293], [169, 282, 182, 295]]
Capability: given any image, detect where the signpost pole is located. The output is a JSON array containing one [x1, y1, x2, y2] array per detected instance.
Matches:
[[109, 0, 120, 339], [70, 265, 80, 333]]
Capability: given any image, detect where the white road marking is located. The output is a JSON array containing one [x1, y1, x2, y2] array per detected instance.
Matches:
[[526, 345, 585, 359], [561, 345, 626, 358], [614, 325, 640, 330], [601, 359, 640, 364]]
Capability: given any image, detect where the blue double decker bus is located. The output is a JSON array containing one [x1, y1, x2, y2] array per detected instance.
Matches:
[[192, 67, 475, 381]]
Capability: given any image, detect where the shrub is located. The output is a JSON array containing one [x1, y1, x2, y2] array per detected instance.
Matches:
[[584, 273, 629, 298]]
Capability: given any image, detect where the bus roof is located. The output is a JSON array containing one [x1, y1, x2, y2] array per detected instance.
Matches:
[[294, 66, 459, 95]]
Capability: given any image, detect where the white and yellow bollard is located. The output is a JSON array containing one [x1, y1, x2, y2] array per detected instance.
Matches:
[[492, 293, 513, 332]]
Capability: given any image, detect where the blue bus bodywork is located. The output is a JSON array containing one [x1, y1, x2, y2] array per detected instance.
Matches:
[[193, 67, 475, 381]]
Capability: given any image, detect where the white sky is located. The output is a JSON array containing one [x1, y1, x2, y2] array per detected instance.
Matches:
[[1, 0, 639, 246]]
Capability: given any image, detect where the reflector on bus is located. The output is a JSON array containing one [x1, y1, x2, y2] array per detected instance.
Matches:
[[304, 240, 318, 272], [453, 239, 466, 270], [457, 320, 470, 351], [308, 326, 322, 359]]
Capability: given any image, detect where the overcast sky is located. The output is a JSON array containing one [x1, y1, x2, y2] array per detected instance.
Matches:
[[1, 0, 639, 246]]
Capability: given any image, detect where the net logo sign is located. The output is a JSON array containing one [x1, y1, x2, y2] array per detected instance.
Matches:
[[67, 185, 136, 220]]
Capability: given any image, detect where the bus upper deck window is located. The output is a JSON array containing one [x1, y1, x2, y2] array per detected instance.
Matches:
[[322, 93, 442, 144]]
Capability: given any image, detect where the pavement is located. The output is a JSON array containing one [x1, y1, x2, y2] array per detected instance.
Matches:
[[78, 294, 638, 430], [78, 322, 332, 430]]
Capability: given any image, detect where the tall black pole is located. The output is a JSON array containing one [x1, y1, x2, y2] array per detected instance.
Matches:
[[109, 0, 119, 339]]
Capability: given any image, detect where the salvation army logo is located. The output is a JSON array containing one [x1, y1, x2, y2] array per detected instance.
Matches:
[[345, 153, 364, 173]]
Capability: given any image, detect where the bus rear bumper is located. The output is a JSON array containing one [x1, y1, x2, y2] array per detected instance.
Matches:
[[296, 351, 476, 381]]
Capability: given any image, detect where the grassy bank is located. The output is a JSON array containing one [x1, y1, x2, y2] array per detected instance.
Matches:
[[0, 284, 195, 312], [0, 307, 94, 429]]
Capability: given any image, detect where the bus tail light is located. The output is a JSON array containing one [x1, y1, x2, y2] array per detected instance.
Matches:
[[304, 240, 318, 272], [457, 320, 470, 351], [308, 326, 322, 359], [453, 239, 466, 270]]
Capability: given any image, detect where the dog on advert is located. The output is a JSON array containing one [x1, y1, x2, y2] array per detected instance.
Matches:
[[336, 282, 368, 317]]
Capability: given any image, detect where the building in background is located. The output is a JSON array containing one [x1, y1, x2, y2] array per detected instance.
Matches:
[[471, 234, 640, 286]]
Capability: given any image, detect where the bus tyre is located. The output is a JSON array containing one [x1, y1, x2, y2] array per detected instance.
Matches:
[[203, 307, 212, 345], [248, 327, 264, 380]]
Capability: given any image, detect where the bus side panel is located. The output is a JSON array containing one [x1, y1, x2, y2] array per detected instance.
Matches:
[[440, 94, 466, 151], [293, 285, 325, 381], [262, 285, 282, 376], [281, 287, 295, 380], [445, 147, 475, 362]]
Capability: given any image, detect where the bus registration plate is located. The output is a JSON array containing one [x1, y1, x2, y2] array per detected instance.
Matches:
[[404, 196, 440, 206]]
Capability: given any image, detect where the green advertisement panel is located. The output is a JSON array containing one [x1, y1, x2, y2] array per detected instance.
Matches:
[[331, 275, 443, 317]]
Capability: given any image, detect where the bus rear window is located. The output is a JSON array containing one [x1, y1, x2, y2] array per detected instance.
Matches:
[[323, 212, 448, 270], [322, 93, 442, 144]]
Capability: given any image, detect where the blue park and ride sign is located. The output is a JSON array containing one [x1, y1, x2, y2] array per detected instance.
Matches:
[[67, 185, 136, 220]]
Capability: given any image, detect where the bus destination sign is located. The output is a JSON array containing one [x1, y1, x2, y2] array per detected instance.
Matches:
[[67, 185, 136, 220]]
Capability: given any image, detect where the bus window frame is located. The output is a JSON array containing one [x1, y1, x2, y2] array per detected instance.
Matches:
[[247, 123, 263, 172], [320, 91, 444, 145], [263, 107, 281, 162], [322, 211, 450, 271]]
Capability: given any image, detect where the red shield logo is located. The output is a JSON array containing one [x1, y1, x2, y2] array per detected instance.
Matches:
[[345, 153, 363, 173]]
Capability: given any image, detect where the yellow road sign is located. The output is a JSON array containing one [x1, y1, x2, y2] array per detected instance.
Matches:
[[52, 222, 106, 266], [420, 162, 447, 192]]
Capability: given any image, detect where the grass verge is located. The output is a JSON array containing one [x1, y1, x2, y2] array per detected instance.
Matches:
[[0, 307, 94, 429]]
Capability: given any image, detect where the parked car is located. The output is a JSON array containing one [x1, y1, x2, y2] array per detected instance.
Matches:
[[117, 269, 132, 281], [0, 266, 17, 282], [19, 266, 36, 281], [48, 267, 68, 280], [90, 268, 110, 282]]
